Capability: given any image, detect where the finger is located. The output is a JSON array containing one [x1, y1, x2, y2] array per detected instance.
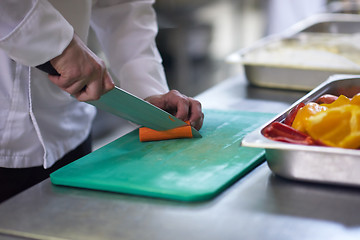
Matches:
[[47, 68, 87, 95], [48, 74, 73, 89], [188, 98, 204, 130], [47, 65, 81, 89], [75, 83, 101, 101], [103, 71, 115, 94], [75, 73, 103, 101], [167, 90, 190, 121], [48, 72, 88, 98], [47, 74, 61, 86]]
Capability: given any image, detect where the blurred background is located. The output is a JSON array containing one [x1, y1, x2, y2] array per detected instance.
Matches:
[[154, 0, 329, 96], [92, 0, 360, 149]]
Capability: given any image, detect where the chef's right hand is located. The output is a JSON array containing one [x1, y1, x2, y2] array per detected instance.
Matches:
[[48, 34, 115, 101]]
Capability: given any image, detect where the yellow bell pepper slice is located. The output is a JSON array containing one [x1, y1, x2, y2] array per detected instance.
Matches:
[[305, 104, 360, 149], [351, 93, 360, 106], [292, 102, 327, 132]]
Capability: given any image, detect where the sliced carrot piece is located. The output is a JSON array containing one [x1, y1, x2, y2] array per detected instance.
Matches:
[[139, 121, 193, 142]]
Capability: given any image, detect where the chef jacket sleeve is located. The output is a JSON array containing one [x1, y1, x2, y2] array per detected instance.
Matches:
[[91, 0, 169, 99], [0, 0, 73, 67]]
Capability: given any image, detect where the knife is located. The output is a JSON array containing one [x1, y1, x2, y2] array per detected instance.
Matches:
[[88, 86, 201, 137], [36, 62, 202, 138]]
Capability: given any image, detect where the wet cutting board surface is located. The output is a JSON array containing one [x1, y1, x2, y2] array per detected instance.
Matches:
[[51, 110, 274, 201]]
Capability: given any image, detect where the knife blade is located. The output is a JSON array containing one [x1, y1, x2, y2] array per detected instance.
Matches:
[[36, 62, 201, 138]]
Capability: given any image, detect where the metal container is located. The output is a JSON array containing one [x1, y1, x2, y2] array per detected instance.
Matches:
[[227, 14, 360, 91], [241, 74, 360, 187]]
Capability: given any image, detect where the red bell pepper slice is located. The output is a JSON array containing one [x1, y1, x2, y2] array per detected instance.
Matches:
[[283, 102, 305, 126], [262, 122, 326, 146], [315, 94, 338, 104]]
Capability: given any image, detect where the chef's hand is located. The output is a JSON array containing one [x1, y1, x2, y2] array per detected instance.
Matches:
[[145, 90, 204, 130], [48, 34, 115, 101]]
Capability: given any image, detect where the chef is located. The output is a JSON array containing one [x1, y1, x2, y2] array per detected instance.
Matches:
[[0, 0, 204, 202]]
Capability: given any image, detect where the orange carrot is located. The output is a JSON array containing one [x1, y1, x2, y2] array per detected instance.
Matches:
[[139, 121, 193, 142]]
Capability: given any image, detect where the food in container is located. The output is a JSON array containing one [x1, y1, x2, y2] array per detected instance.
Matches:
[[241, 74, 360, 187], [227, 14, 360, 90], [263, 92, 360, 149], [242, 33, 360, 72]]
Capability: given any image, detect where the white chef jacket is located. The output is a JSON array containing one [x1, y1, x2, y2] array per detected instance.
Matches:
[[0, 0, 169, 168]]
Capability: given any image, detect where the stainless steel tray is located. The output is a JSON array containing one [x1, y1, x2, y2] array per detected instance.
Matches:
[[227, 14, 360, 91], [241, 74, 360, 187]]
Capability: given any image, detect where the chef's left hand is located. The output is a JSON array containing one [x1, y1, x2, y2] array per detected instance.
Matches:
[[145, 90, 204, 130]]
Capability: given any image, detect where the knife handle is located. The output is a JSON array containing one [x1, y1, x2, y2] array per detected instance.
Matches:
[[36, 61, 60, 76]]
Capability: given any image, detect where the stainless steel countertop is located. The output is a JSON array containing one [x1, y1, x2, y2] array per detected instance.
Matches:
[[1, 75, 360, 240]]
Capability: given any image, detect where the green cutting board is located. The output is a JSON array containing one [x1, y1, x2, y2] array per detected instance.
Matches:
[[50, 109, 274, 202]]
